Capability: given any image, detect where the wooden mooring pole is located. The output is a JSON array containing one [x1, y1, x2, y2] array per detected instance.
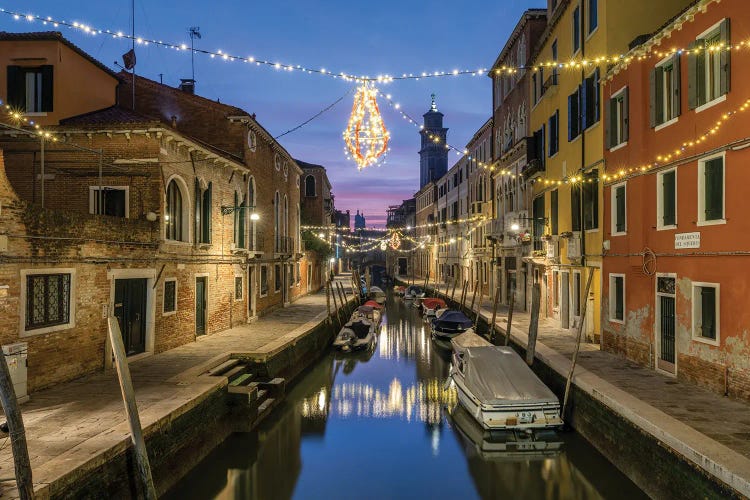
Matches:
[[0, 346, 33, 499], [325, 281, 333, 325], [525, 283, 541, 366], [459, 280, 469, 312], [489, 287, 501, 345], [330, 280, 340, 327], [469, 280, 479, 322], [107, 318, 156, 500], [562, 270, 595, 418], [451, 278, 458, 302], [504, 286, 515, 346]]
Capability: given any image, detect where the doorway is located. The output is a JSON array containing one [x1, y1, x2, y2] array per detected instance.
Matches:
[[561, 272, 570, 329], [196, 276, 207, 335], [656, 275, 676, 374], [398, 258, 408, 276], [307, 264, 312, 292], [113, 278, 147, 356], [248, 266, 256, 319]]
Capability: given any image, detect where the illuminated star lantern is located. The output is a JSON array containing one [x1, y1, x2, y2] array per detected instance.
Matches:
[[380, 241, 387, 251], [389, 232, 401, 250], [343, 82, 390, 170]]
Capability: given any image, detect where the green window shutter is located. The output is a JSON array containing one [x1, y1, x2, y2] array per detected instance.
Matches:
[[604, 97, 613, 148], [233, 191, 239, 244], [662, 171, 676, 226], [238, 195, 246, 249], [719, 19, 731, 96], [203, 182, 212, 244], [6, 65, 25, 108], [616, 186, 625, 232], [687, 40, 705, 109], [551, 189, 559, 235], [194, 179, 201, 244], [704, 158, 723, 220], [622, 87, 630, 142], [671, 54, 681, 118], [700, 287, 716, 339], [615, 277, 624, 321], [571, 187, 581, 231], [650, 67, 664, 127], [594, 68, 601, 123], [41, 65, 54, 112]]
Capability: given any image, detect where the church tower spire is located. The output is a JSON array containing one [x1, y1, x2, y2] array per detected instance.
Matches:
[[419, 94, 448, 188]]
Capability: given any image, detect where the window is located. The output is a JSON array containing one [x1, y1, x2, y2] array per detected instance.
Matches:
[[657, 169, 677, 228], [609, 274, 625, 323], [580, 170, 599, 230], [163, 279, 177, 314], [692, 283, 719, 343], [532, 125, 545, 168], [572, 5, 581, 54], [296, 263, 301, 285], [606, 88, 629, 148], [288, 264, 294, 289], [305, 175, 316, 197], [582, 68, 600, 130], [90, 186, 128, 218], [6, 65, 53, 113], [25, 273, 71, 331], [571, 185, 581, 232], [165, 178, 186, 241], [260, 265, 268, 297], [248, 177, 257, 250], [195, 180, 212, 245], [274, 154, 282, 171], [573, 271, 582, 317], [548, 110, 559, 156], [698, 155, 725, 224], [274, 264, 281, 293], [247, 130, 257, 152], [235, 276, 243, 301], [650, 55, 681, 127], [233, 191, 246, 249], [612, 182, 626, 235], [550, 189, 559, 235], [551, 40, 559, 83], [532, 195, 545, 251], [568, 88, 581, 141], [689, 19, 730, 109], [532, 73, 538, 104], [553, 271, 560, 307], [587, 0, 598, 35]]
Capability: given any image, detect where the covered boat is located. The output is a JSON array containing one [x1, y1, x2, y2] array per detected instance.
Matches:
[[363, 300, 384, 310], [356, 305, 382, 326], [430, 310, 473, 339], [393, 285, 406, 296], [332, 318, 376, 352], [368, 286, 386, 304], [403, 285, 425, 300], [421, 298, 447, 317], [450, 346, 563, 430]]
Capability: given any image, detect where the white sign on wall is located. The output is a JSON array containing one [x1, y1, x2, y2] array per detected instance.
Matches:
[[675, 232, 700, 249]]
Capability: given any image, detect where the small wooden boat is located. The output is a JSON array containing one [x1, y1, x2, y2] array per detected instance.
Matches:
[[421, 298, 447, 317], [368, 286, 386, 304], [450, 345, 563, 431], [393, 285, 406, 296], [332, 317, 376, 352], [403, 285, 425, 300], [363, 300, 384, 311], [430, 310, 473, 340]]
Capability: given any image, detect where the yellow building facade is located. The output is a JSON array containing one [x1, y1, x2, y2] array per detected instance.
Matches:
[[528, 0, 693, 340]]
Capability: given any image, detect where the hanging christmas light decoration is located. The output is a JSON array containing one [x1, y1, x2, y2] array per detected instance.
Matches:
[[380, 241, 387, 251], [389, 231, 401, 250], [343, 82, 390, 170]]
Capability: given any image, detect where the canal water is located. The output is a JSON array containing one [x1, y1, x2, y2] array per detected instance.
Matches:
[[167, 294, 646, 500]]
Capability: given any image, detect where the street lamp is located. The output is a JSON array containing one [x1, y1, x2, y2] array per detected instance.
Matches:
[[511, 223, 520, 231]]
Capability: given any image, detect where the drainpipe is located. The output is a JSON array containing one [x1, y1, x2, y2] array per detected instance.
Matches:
[[580, 3, 587, 270]]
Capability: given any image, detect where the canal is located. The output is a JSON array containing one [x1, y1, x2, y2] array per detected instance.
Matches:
[[166, 294, 647, 499]]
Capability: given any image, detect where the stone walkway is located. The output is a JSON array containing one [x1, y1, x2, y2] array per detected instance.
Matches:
[[410, 277, 750, 496], [0, 275, 353, 498]]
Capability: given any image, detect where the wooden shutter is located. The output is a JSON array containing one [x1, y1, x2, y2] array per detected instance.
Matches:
[[687, 40, 705, 109], [719, 18, 731, 96], [203, 182, 212, 244], [615, 277, 624, 320], [581, 81, 589, 130], [6, 65, 24, 108], [604, 97, 613, 149], [567, 93, 574, 141], [650, 67, 664, 127], [551, 189, 559, 235], [194, 179, 201, 244], [41, 65, 54, 112], [616, 186, 625, 232], [700, 287, 716, 339], [671, 53, 681, 118], [704, 158, 723, 220], [622, 87, 630, 142], [594, 68, 601, 123], [233, 191, 239, 244], [662, 171, 676, 226], [571, 187, 581, 231]]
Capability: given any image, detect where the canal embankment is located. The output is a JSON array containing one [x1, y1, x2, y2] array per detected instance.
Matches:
[[0, 275, 357, 499], [400, 278, 750, 499]]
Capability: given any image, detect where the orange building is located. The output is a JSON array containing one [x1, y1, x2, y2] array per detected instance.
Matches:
[[601, 0, 750, 399]]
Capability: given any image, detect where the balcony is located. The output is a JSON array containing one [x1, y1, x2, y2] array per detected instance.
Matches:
[[542, 73, 558, 96], [276, 236, 295, 255]]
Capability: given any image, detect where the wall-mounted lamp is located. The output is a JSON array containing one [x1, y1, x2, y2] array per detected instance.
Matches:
[[145, 212, 158, 222]]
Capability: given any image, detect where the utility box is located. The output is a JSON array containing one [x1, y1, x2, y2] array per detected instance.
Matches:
[[2, 342, 29, 404]]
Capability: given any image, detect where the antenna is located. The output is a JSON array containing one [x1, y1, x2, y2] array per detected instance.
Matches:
[[188, 27, 201, 83]]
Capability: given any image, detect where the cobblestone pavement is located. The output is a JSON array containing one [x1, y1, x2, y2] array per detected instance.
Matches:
[[0, 276, 353, 497]]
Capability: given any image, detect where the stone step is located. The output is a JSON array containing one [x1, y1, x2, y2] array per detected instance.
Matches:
[[257, 398, 275, 416], [229, 373, 254, 387], [228, 383, 258, 396], [222, 365, 247, 381], [257, 389, 268, 400], [207, 359, 241, 376]]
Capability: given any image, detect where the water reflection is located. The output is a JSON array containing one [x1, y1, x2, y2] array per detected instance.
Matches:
[[167, 294, 647, 500]]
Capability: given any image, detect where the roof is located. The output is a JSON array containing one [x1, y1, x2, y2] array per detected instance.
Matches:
[[488, 9, 548, 72], [295, 159, 326, 170], [59, 106, 158, 127], [0, 31, 119, 80]]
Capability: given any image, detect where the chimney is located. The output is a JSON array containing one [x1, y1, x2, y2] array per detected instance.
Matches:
[[178, 78, 195, 94]]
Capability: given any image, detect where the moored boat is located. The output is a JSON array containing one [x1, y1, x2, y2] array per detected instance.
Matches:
[[403, 285, 425, 300], [368, 286, 386, 304], [332, 317, 376, 352], [450, 345, 563, 431], [430, 310, 473, 339], [421, 298, 447, 317]]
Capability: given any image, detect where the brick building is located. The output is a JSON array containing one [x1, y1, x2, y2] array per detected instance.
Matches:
[[601, 0, 750, 400], [0, 32, 322, 392]]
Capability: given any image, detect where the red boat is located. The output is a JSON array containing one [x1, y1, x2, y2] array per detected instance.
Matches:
[[421, 298, 447, 317]]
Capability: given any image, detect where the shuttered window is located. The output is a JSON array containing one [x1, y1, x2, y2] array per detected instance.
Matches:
[[609, 275, 624, 322], [550, 189, 559, 235], [583, 169, 599, 230], [701, 157, 724, 222], [612, 184, 626, 234], [688, 19, 730, 109], [660, 170, 676, 227], [693, 284, 719, 342], [571, 186, 581, 232], [548, 110, 559, 156], [650, 54, 681, 127], [572, 6, 581, 54], [163, 280, 177, 313], [606, 88, 629, 148], [568, 88, 581, 141], [6, 65, 54, 113], [582, 68, 600, 130]]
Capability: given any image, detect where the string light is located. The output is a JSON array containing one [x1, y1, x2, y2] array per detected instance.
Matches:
[[343, 82, 390, 170]]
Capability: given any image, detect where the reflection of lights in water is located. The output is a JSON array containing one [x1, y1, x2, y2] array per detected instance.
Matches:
[[431, 427, 440, 456], [377, 318, 432, 366], [317, 388, 326, 412]]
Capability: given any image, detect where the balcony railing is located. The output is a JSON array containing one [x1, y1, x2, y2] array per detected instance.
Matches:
[[276, 236, 295, 254]]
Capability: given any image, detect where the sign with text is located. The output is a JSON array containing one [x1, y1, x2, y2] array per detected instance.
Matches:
[[675, 232, 700, 249]]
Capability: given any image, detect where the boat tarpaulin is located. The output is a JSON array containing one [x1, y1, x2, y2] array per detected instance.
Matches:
[[369, 286, 385, 295], [363, 300, 384, 309], [459, 346, 559, 406], [422, 298, 446, 310], [432, 310, 473, 331]]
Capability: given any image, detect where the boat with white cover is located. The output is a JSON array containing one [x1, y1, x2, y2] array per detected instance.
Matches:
[[450, 345, 563, 431]]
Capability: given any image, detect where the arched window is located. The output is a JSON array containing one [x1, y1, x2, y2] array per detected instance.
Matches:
[[284, 194, 289, 241], [166, 178, 187, 241], [274, 154, 281, 171], [305, 175, 316, 197], [234, 190, 246, 249], [274, 191, 280, 252], [248, 177, 257, 250]]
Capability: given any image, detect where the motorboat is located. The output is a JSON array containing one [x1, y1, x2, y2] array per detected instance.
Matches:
[[421, 298, 447, 317], [368, 286, 386, 304], [403, 285, 425, 300], [450, 345, 563, 431], [430, 310, 473, 340], [393, 285, 406, 296], [363, 300, 384, 311], [332, 317, 376, 352], [355, 304, 382, 327]]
